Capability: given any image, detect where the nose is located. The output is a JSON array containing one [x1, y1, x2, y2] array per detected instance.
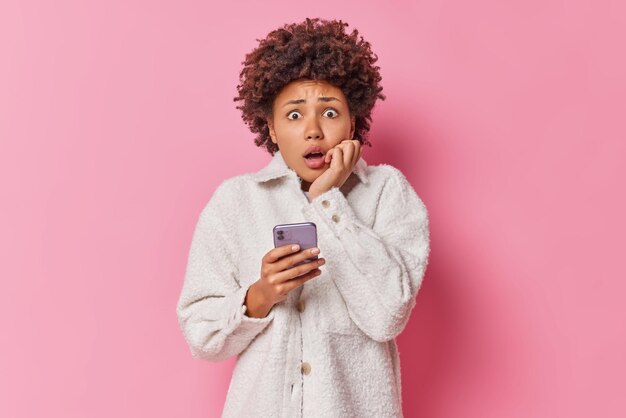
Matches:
[[305, 118, 323, 140]]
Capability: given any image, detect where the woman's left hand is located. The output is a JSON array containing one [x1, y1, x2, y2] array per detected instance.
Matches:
[[308, 139, 363, 200]]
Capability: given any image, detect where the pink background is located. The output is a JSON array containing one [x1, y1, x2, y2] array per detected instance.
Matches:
[[1, 1, 624, 417]]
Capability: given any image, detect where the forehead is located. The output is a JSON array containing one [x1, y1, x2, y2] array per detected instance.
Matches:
[[276, 79, 345, 100]]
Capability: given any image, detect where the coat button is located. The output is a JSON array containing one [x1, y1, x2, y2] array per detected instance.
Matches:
[[296, 300, 305, 312], [301, 362, 311, 375], [332, 214, 340, 223], [321, 200, 330, 208]]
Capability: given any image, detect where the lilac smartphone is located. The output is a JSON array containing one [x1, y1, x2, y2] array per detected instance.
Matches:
[[273, 222, 318, 267]]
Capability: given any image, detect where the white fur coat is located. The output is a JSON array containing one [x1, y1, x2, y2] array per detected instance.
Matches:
[[176, 150, 430, 417]]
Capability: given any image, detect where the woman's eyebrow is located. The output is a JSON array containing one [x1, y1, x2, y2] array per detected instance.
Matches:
[[282, 97, 340, 107]]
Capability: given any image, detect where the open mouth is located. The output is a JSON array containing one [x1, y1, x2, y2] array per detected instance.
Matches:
[[303, 152, 325, 169]]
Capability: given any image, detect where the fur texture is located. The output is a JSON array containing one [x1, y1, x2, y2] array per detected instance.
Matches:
[[176, 150, 430, 417]]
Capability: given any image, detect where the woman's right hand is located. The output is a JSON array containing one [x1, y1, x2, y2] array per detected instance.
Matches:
[[244, 244, 325, 318]]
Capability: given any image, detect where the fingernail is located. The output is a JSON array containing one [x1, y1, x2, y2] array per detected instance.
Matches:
[[310, 248, 320, 254], [292, 245, 300, 251]]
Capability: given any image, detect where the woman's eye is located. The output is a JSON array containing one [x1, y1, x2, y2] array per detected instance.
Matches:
[[324, 109, 338, 118], [287, 111, 301, 120]]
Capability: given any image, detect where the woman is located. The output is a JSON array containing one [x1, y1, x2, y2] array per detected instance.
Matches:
[[176, 17, 430, 418]]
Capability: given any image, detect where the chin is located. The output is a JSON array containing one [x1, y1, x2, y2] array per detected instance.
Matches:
[[304, 166, 327, 178], [298, 171, 320, 184]]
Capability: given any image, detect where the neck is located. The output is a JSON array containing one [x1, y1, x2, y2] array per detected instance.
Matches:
[[300, 179, 311, 192]]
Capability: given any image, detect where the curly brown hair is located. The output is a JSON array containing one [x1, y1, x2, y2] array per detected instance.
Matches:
[[233, 18, 386, 155]]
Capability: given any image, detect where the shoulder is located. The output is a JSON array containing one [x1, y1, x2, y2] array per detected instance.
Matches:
[[366, 163, 408, 184], [199, 172, 271, 217], [209, 172, 265, 200], [365, 163, 428, 213], [197, 176, 245, 218], [365, 163, 416, 193]]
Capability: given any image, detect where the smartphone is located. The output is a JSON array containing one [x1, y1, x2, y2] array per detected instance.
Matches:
[[273, 222, 318, 267]]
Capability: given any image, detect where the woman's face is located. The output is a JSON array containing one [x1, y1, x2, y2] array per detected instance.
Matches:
[[267, 78, 355, 190]]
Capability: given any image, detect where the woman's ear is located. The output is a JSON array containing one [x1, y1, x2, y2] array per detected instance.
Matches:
[[267, 118, 277, 144]]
